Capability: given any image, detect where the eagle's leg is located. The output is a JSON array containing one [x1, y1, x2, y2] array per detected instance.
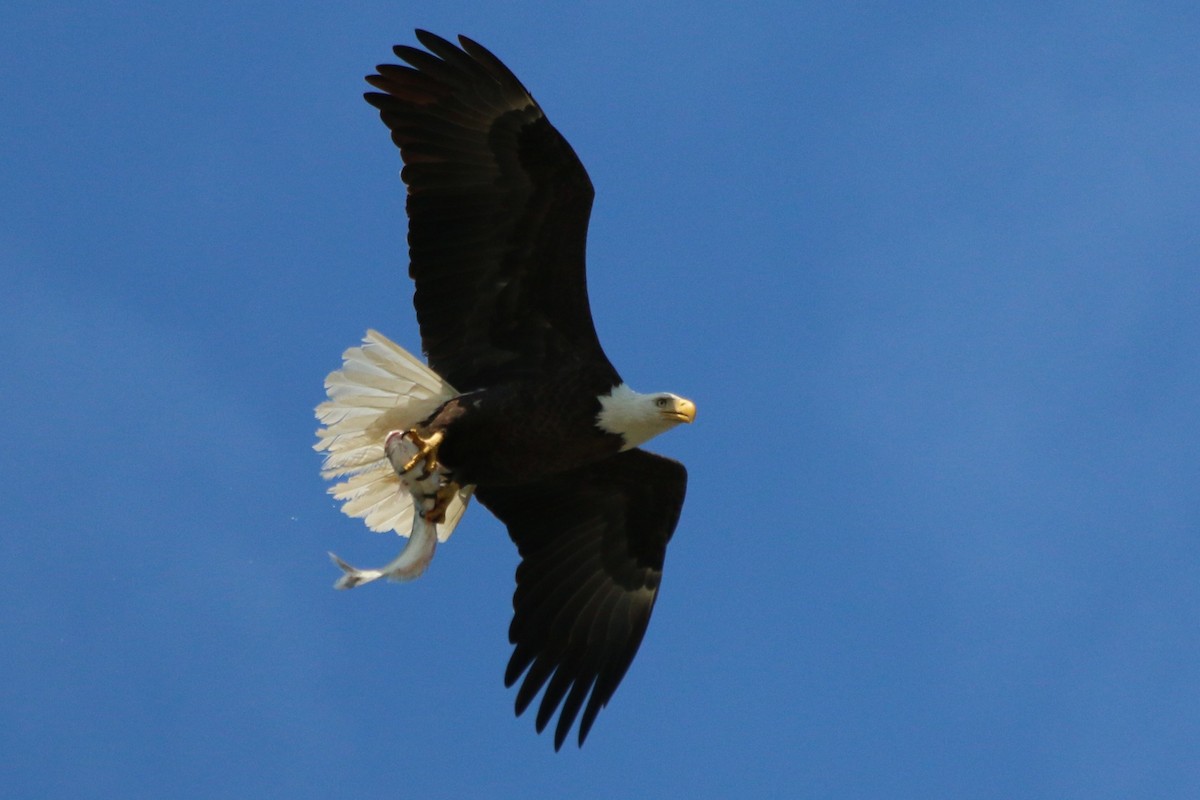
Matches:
[[423, 480, 461, 524], [397, 429, 444, 475]]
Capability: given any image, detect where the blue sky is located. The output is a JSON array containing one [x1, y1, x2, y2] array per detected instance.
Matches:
[[4, 1, 1199, 797]]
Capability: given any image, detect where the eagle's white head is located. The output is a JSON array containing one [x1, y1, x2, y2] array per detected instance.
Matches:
[[595, 383, 697, 450]]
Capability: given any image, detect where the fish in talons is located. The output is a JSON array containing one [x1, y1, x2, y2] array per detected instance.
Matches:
[[386, 429, 462, 524], [328, 430, 452, 590]]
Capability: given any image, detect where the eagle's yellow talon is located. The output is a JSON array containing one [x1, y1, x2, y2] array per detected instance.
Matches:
[[400, 429, 445, 473], [423, 480, 461, 524]]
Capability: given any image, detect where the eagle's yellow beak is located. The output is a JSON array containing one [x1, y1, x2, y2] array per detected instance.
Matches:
[[667, 397, 697, 424]]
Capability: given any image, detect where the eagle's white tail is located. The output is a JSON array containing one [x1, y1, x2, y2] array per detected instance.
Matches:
[[314, 330, 472, 549]]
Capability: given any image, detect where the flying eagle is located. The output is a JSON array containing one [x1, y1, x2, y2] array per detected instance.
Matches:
[[315, 30, 695, 750]]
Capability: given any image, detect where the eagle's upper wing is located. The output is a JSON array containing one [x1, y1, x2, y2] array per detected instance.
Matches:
[[475, 448, 687, 749], [365, 31, 617, 391]]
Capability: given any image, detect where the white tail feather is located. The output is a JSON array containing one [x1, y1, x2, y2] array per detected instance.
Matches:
[[315, 330, 471, 543]]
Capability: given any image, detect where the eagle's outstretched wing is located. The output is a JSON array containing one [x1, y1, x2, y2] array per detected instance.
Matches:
[[365, 31, 618, 391], [476, 449, 688, 749]]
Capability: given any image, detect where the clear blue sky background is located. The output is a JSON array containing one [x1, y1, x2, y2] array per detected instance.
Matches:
[[4, 2, 1198, 797]]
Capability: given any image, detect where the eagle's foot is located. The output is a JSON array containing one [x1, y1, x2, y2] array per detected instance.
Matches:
[[387, 429, 444, 476], [423, 480, 461, 524]]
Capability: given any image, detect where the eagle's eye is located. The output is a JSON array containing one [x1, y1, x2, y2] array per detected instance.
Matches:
[[655, 397, 669, 408]]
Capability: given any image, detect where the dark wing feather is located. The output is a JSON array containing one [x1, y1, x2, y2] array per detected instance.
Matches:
[[474, 449, 688, 749], [365, 31, 617, 390]]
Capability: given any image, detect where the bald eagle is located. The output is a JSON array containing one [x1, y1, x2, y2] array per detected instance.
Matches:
[[315, 30, 695, 750]]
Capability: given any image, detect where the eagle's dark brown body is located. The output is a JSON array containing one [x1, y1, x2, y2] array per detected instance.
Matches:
[[419, 365, 624, 487]]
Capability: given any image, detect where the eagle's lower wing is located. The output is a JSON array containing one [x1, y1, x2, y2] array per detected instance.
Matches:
[[475, 449, 687, 749], [364, 31, 617, 391]]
